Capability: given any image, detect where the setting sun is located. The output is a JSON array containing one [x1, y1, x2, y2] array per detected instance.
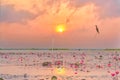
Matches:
[[55, 24, 66, 33]]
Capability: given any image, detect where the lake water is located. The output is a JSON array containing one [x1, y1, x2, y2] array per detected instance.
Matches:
[[0, 50, 120, 80]]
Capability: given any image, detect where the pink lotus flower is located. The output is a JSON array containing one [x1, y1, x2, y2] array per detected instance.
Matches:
[[111, 73, 115, 77], [116, 71, 119, 74], [108, 63, 111, 67], [74, 72, 77, 74]]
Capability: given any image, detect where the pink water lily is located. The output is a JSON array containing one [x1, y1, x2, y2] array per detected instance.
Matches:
[[116, 71, 119, 74], [111, 73, 115, 77]]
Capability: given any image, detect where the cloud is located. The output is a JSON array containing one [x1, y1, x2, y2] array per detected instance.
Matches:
[[95, 0, 120, 18], [68, 0, 90, 8], [1, 0, 120, 19], [0, 5, 45, 23], [93, 0, 120, 19], [67, 0, 120, 19]]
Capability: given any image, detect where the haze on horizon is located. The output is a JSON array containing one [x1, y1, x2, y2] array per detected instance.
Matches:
[[0, 0, 120, 49]]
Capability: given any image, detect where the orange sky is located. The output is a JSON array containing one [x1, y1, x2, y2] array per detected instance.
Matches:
[[0, 0, 120, 48]]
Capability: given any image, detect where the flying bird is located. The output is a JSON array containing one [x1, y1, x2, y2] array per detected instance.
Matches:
[[95, 25, 100, 34]]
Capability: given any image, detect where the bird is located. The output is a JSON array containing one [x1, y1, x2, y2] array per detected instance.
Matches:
[[95, 25, 100, 34]]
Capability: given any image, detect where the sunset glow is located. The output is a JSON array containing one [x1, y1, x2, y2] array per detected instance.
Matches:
[[0, 0, 120, 48]]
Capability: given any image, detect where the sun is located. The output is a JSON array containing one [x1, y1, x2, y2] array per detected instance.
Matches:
[[55, 24, 66, 33]]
